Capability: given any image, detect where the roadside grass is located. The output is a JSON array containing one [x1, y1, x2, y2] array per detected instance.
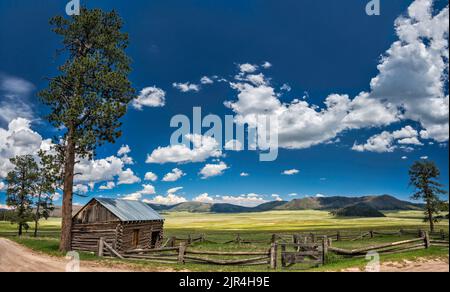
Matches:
[[0, 210, 448, 272]]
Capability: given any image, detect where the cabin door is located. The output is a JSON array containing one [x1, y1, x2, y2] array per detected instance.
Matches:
[[150, 231, 160, 248], [132, 229, 140, 248]]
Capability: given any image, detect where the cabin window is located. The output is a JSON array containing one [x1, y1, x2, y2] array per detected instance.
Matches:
[[132, 229, 140, 248]]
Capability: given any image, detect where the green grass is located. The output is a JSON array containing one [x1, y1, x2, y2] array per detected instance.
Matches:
[[0, 210, 448, 272]]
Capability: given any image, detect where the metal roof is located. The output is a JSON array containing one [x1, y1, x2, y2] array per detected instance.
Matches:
[[95, 198, 164, 222]]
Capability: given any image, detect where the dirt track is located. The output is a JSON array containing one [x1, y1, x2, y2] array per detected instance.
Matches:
[[343, 258, 449, 272], [0, 238, 172, 272]]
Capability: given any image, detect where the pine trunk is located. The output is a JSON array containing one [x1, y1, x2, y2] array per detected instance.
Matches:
[[59, 129, 76, 252], [428, 207, 434, 233], [34, 193, 41, 237]]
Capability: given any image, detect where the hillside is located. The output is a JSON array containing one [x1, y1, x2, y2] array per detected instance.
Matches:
[[275, 195, 422, 212], [334, 203, 386, 218]]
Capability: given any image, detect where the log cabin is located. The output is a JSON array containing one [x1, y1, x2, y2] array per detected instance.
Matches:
[[71, 198, 164, 253]]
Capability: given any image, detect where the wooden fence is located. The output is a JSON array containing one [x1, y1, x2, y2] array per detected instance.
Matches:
[[119, 242, 273, 267], [96, 230, 448, 269]]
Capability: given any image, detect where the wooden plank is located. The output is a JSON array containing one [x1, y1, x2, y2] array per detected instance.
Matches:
[[184, 256, 270, 265], [186, 250, 269, 256]]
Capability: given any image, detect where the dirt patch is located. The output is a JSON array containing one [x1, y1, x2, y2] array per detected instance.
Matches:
[[0, 238, 177, 272], [342, 257, 449, 272]]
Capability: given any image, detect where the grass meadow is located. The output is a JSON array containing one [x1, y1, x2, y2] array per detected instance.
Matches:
[[0, 210, 448, 271]]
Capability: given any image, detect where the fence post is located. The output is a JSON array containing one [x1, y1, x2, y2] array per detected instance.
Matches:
[[178, 243, 186, 264], [327, 237, 333, 248], [337, 231, 341, 242], [281, 244, 286, 268], [370, 230, 374, 239], [440, 229, 445, 240], [236, 234, 242, 244], [424, 232, 430, 249], [270, 243, 278, 270], [271, 234, 277, 244], [322, 236, 328, 265], [98, 237, 105, 257], [418, 229, 423, 238]]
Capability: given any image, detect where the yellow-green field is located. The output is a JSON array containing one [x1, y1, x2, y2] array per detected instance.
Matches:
[[0, 210, 448, 272]]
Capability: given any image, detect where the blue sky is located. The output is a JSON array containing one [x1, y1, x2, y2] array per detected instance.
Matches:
[[0, 0, 448, 207]]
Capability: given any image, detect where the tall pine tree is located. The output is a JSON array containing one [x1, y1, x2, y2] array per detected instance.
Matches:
[[6, 155, 39, 236], [409, 160, 448, 232], [39, 8, 135, 251]]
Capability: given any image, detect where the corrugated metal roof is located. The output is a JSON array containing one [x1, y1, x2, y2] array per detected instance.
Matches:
[[95, 198, 164, 222]]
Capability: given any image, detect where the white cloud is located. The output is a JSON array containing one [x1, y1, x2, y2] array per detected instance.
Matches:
[[193, 193, 215, 203], [272, 194, 283, 201], [99, 181, 116, 190], [0, 74, 35, 125], [282, 169, 299, 176], [141, 184, 156, 195], [0, 118, 49, 178], [132, 87, 166, 109], [262, 61, 272, 69], [146, 134, 222, 164], [401, 156, 408, 160], [75, 156, 124, 184], [239, 63, 258, 73], [167, 186, 183, 195], [0, 181, 6, 191], [117, 144, 134, 165], [224, 139, 243, 151], [200, 76, 214, 85], [73, 184, 89, 194], [123, 192, 143, 201], [315, 194, 326, 198], [117, 145, 131, 156], [288, 193, 299, 197], [162, 168, 185, 182], [421, 156, 429, 160], [199, 162, 228, 179], [173, 82, 200, 93], [352, 126, 422, 153], [143, 194, 187, 205], [224, 1, 448, 150], [118, 168, 141, 185], [144, 172, 158, 182], [192, 192, 268, 207], [240, 172, 249, 177]]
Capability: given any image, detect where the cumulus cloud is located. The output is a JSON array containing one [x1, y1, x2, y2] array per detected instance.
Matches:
[[199, 162, 228, 179], [0, 118, 50, 178], [141, 184, 156, 195], [224, 1, 448, 150], [0, 74, 35, 125], [240, 172, 250, 177], [117, 168, 141, 185], [282, 169, 300, 176], [352, 126, 422, 153], [132, 87, 166, 109], [143, 193, 187, 205], [144, 172, 158, 182], [262, 61, 272, 69], [193, 193, 215, 203], [99, 181, 116, 190], [272, 194, 283, 201], [162, 168, 185, 182], [200, 76, 214, 85], [0, 181, 6, 191], [73, 184, 89, 194], [117, 144, 134, 165], [173, 82, 200, 93], [193, 192, 268, 207], [146, 134, 222, 164]]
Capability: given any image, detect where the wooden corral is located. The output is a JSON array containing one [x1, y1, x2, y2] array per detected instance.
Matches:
[[71, 198, 164, 254]]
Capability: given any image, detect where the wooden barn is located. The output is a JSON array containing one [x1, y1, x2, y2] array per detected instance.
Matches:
[[71, 198, 164, 253]]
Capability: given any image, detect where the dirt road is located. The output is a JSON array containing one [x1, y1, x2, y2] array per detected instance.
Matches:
[[0, 238, 171, 272], [343, 258, 449, 272]]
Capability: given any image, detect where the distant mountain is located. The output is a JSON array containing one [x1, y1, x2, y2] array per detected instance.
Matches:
[[275, 195, 422, 211], [46, 194, 423, 217], [169, 202, 212, 213], [334, 203, 386, 218]]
